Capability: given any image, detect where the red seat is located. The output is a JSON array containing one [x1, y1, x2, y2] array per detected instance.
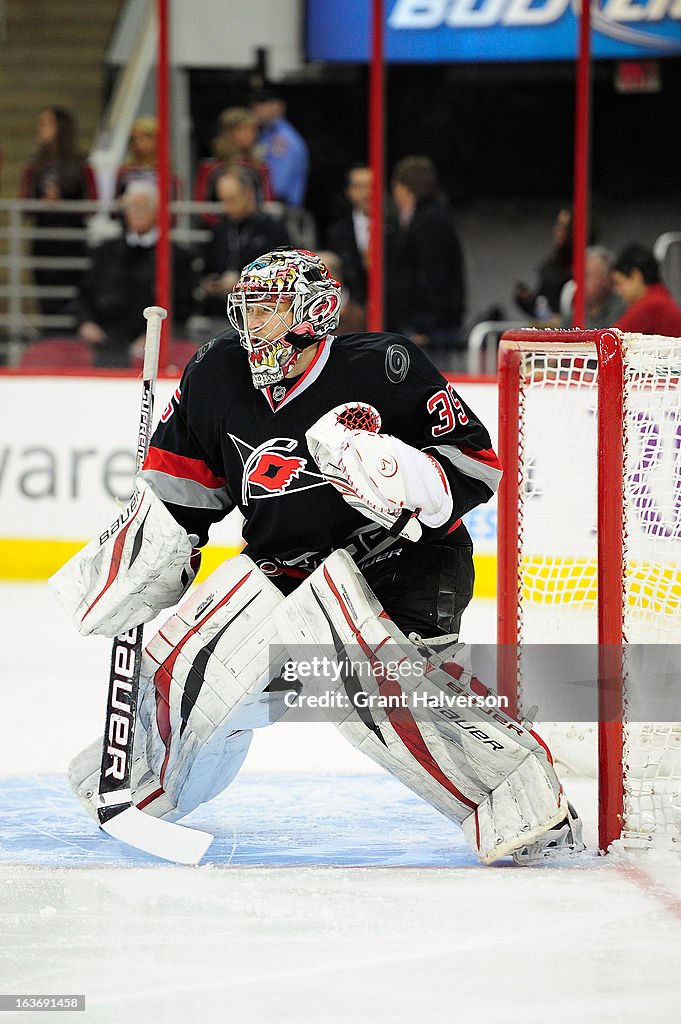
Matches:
[[20, 338, 93, 368]]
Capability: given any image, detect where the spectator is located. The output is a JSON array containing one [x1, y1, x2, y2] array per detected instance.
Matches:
[[316, 250, 366, 334], [194, 107, 272, 221], [74, 181, 197, 368], [386, 155, 466, 361], [251, 90, 309, 207], [561, 245, 626, 329], [515, 207, 573, 320], [612, 244, 681, 336], [20, 106, 97, 322], [200, 168, 290, 319], [114, 116, 182, 201], [326, 165, 371, 307]]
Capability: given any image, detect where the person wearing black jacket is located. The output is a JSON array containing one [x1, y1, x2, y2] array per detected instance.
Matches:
[[75, 181, 197, 367], [200, 167, 290, 318], [387, 156, 466, 362], [326, 165, 372, 308], [20, 106, 98, 322]]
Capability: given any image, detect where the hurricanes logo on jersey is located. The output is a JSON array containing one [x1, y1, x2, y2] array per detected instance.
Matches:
[[248, 452, 306, 494], [228, 434, 328, 503]]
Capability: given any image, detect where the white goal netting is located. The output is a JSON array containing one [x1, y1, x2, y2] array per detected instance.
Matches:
[[504, 332, 681, 847]]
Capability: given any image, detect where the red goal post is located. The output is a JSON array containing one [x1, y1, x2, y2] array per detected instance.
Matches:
[[497, 328, 681, 853]]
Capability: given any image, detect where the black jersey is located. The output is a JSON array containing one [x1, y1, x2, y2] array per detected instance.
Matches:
[[139, 330, 501, 573]]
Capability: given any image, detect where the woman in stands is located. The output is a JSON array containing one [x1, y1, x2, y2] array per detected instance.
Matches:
[[194, 107, 272, 225], [114, 115, 183, 201], [20, 106, 97, 324]]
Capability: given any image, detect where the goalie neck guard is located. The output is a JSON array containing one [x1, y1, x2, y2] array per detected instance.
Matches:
[[226, 247, 341, 389]]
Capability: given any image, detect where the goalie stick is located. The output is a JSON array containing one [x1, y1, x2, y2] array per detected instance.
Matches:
[[95, 306, 213, 864]]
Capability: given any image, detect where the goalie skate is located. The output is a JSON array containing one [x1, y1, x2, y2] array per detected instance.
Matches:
[[512, 803, 586, 865]]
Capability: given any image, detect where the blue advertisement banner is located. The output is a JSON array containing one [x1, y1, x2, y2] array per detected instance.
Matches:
[[306, 0, 681, 63]]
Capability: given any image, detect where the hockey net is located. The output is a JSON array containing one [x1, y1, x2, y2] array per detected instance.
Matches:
[[497, 329, 681, 851]]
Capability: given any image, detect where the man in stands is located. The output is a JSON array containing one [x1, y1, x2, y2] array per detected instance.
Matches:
[[612, 244, 681, 336], [561, 246, 625, 329], [75, 181, 196, 367], [51, 247, 583, 867], [251, 90, 309, 207], [200, 168, 290, 320], [327, 165, 372, 311], [387, 156, 466, 367]]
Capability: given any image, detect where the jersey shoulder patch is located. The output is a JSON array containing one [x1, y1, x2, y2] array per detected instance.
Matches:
[[189, 329, 239, 367], [195, 339, 215, 363], [331, 332, 422, 387], [183, 328, 248, 393], [384, 342, 410, 384]]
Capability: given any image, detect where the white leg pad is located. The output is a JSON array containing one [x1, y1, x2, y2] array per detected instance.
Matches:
[[462, 754, 568, 864], [69, 728, 253, 824], [69, 554, 289, 822], [275, 549, 567, 864]]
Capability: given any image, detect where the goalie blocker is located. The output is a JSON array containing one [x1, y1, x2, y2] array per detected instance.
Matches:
[[49, 481, 201, 637], [69, 551, 581, 865]]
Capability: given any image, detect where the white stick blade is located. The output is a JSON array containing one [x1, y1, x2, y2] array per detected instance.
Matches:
[[101, 808, 213, 865]]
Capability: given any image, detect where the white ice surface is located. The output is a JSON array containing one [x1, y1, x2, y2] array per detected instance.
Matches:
[[2, 583, 681, 1023]]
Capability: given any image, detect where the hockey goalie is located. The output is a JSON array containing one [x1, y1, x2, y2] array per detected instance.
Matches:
[[50, 247, 584, 865]]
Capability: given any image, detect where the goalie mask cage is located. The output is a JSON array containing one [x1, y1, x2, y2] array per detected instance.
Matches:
[[497, 328, 681, 853]]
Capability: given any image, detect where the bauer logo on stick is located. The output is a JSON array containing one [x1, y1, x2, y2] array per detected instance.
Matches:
[[103, 627, 139, 781]]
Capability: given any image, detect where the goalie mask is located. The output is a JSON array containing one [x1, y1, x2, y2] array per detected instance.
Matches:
[[227, 248, 341, 389]]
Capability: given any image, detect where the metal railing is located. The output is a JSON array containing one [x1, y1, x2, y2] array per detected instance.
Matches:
[[466, 319, 528, 375], [0, 197, 317, 364]]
